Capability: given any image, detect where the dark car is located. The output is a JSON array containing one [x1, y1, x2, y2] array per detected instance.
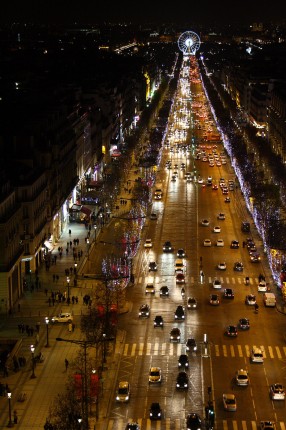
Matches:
[[234, 261, 243, 271], [177, 248, 186, 258], [250, 253, 261, 263], [176, 272, 185, 283], [176, 371, 189, 389], [148, 261, 157, 271], [174, 305, 185, 320], [225, 325, 238, 337], [170, 327, 181, 342], [160, 286, 169, 297], [153, 315, 164, 327], [163, 241, 173, 252], [223, 288, 234, 299], [230, 240, 239, 249], [186, 413, 202, 430], [238, 317, 250, 330], [138, 304, 150, 318], [178, 354, 189, 369], [125, 423, 140, 430], [186, 338, 197, 352], [149, 402, 162, 420]]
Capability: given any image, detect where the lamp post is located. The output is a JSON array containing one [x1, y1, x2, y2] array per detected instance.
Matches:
[[45, 317, 50, 348], [30, 344, 36, 379], [7, 391, 13, 427], [102, 333, 107, 365], [74, 263, 77, 277], [94, 224, 97, 243], [67, 276, 70, 301]]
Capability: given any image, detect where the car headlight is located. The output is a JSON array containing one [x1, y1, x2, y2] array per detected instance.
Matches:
[[184, 383, 188, 387], [176, 383, 180, 387], [150, 413, 153, 416], [158, 413, 161, 417]]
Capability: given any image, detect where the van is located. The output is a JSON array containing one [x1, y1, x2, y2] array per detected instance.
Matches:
[[250, 346, 264, 363], [263, 292, 276, 307], [175, 259, 184, 272]]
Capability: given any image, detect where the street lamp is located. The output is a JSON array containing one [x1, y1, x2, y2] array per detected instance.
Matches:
[[45, 317, 50, 348], [67, 276, 70, 301], [7, 391, 13, 427], [74, 263, 77, 276], [30, 344, 36, 379], [102, 333, 107, 365]]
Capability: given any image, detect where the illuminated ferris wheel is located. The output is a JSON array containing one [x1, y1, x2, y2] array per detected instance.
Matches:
[[178, 31, 201, 55]]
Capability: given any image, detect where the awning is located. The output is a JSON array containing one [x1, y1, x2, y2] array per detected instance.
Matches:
[[44, 240, 54, 251], [80, 206, 92, 216]]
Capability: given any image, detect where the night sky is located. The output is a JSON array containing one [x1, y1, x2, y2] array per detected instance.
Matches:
[[1, 0, 286, 25]]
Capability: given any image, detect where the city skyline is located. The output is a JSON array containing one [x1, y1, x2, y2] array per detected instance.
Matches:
[[1, 0, 286, 26]]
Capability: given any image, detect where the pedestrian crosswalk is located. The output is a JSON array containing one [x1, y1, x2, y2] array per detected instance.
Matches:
[[139, 276, 257, 286], [106, 418, 286, 430], [121, 342, 286, 360]]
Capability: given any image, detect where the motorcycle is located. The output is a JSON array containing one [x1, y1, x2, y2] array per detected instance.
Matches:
[[245, 277, 249, 285], [254, 304, 259, 314], [181, 288, 185, 298]]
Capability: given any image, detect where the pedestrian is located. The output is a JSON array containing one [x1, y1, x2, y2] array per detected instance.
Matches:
[[65, 358, 69, 371], [70, 241, 72, 247], [13, 410, 18, 424], [68, 323, 72, 332], [66, 248, 69, 255], [69, 229, 71, 235], [45, 288, 48, 296], [56, 275, 59, 282], [36, 322, 40, 333], [72, 323, 75, 332], [36, 333, 39, 345]]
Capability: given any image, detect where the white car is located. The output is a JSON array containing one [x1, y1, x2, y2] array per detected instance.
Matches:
[[213, 279, 222, 289], [144, 239, 153, 248], [213, 226, 221, 233], [269, 383, 285, 400], [217, 262, 226, 270], [223, 393, 237, 411], [260, 422, 276, 430], [216, 239, 224, 247], [203, 239, 212, 247], [217, 213, 225, 220], [51, 313, 73, 323], [201, 219, 210, 226], [258, 281, 267, 292], [235, 369, 249, 386]]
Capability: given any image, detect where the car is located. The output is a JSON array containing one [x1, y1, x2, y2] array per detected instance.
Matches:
[[238, 317, 250, 330], [163, 240, 173, 252], [213, 226, 221, 233], [203, 239, 212, 247], [116, 381, 130, 402], [125, 423, 140, 430], [186, 413, 202, 430], [209, 294, 220, 305], [154, 315, 164, 327], [245, 294, 256, 305], [160, 286, 169, 297], [217, 262, 226, 270], [201, 219, 210, 226], [230, 240, 239, 249], [171, 175, 177, 182], [150, 213, 158, 220], [149, 402, 162, 420], [213, 278, 222, 289], [177, 248, 186, 258], [216, 238, 224, 247], [176, 272, 185, 283], [187, 297, 197, 309], [223, 393, 237, 411], [170, 327, 181, 342], [186, 338, 197, 352], [138, 304, 150, 318], [269, 383, 285, 400], [144, 238, 153, 248], [176, 371, 189, 389], [178, 354, 189, 369], [175, 305, 185, 320], [212, 184, 218, 190], [148, 367, 162, 384], [148, 261, 157, 271], [224, 288, 234, 299], [258, 281, 267, 292], [51, 312, 73, 323], [145, 283, 155, 294], [225, 197, 231, 203], [234, 261, 243, 271], [250, 346, 264, 363], [235, 369, 249, 386], [225, 325, 238, 337], [260, 421, 277, 430], [250, 253, 261, 262], [217, 212, 225, 220]]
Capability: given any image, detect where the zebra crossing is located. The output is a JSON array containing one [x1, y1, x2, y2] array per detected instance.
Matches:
[[139, 276, 256, 285], [122, 342, 286, 360], [106, 418, 286, 430]]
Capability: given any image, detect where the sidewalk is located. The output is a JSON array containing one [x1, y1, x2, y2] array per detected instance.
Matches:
[[0, 153, 145, 429]]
